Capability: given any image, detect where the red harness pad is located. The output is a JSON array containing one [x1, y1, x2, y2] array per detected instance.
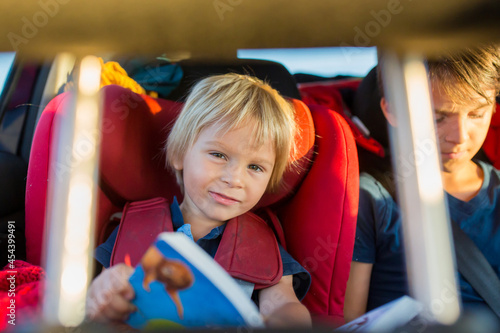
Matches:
[[215, 212, 283, 289], [111, 197, 174, 267]]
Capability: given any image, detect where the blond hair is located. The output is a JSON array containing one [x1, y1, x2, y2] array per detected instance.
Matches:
[[166, 73, 296, 192], [428, 44, 500, 104], [377, 44, 500, 103]]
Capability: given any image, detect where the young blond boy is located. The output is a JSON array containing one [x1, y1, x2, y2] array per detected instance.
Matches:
[[87, 74, 312, 327]]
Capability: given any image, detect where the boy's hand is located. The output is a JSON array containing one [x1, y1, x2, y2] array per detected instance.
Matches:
[[259, 275, 312, 328], [86, 263, 136, 322]]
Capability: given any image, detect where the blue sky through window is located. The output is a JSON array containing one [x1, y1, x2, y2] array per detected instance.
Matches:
[[238, 47, 377, 78], [0, 52, 16, 96]]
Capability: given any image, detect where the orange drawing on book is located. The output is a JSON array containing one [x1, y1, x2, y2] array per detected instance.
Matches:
[[124, 254, 132, 267], [141, 246, 194, 320]]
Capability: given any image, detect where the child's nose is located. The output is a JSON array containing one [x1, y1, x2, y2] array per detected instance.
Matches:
[[445, 115, 468, 144], [221, 164, 244, 188]]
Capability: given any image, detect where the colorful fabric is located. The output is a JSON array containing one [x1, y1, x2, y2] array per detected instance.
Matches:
[[62, 57, 151, 96], [0, 260, 44, 330], [121, 57, 183, 99]]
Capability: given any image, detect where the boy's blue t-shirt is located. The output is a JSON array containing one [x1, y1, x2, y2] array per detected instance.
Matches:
[[353, 171, 409, 311], [353, 160, 500, 312], [95, 197, 311, 300]]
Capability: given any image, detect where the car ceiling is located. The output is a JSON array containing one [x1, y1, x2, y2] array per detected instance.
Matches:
[[0, 0, 499, 60]]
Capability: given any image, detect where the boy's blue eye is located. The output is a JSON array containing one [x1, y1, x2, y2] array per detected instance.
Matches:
[[210, 152, 226, 160], [248, 164, 263, 172]]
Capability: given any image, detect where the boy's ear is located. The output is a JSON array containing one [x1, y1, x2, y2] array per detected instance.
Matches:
[[380, 97, 397, 127], [171, 157, 183, 171]]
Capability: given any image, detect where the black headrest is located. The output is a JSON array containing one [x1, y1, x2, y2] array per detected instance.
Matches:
[[352, 66, 389, 149], [167, 59, 301, 101]]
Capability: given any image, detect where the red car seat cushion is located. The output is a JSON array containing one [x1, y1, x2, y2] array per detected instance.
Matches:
[[25, 85, 316, 266], [281, 104, 359, 322]]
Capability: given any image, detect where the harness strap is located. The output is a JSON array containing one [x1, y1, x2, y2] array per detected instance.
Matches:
[[111, 197, 173, 266]]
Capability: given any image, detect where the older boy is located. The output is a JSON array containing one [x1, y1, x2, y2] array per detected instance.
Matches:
[[86, 74, 312, 327], [345, 45, 500, 321]]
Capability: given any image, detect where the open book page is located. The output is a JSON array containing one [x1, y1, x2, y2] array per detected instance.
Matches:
[[126, 232, 264, 329], [336, 296, 424, 332]]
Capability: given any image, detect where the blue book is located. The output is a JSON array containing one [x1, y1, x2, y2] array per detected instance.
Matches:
[[127, 232, 264, 329]]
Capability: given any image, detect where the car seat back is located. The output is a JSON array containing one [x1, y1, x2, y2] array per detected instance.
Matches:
[[25, 88, 185, 267], [25, 61, 359, 323], [167, 58, 301, 101]]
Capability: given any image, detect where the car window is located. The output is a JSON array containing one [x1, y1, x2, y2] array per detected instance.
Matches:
[[0, 52, 15, 99], [238, 46, 377, 77]]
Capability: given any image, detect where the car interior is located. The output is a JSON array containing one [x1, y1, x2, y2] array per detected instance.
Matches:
[[1, 0, 500, 330], [1, 51, 500, 330]]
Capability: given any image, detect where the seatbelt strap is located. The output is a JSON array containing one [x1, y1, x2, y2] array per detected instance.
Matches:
[[451, 221, 500, 318]]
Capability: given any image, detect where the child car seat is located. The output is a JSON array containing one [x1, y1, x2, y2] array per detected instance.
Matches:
[[25, 61, 359, 323]]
